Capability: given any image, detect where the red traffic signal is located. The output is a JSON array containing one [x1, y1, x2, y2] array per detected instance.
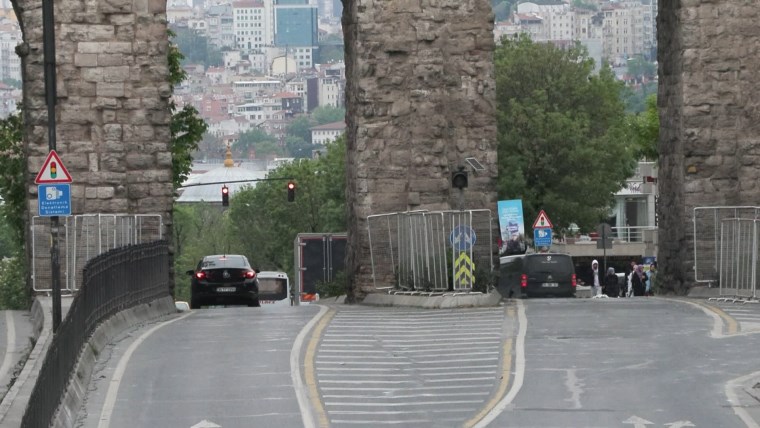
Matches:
[[222, 185, 229, 206], [287, 181, 296, 202]]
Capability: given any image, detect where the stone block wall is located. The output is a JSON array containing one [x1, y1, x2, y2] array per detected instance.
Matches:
[[13, 0, 173, 289], [657, 1, 760, 293], [343, 0, 498, 300]]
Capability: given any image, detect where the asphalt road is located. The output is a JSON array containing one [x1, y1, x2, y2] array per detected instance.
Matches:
[[0, 310, 34, 402], [72, 297, 760, 428], [487, 297, 760, 428]]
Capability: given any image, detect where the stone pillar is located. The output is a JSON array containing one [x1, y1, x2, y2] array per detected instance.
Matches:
[[343, 0, 498, 300], [13, 0, 174, 289], [657, 1, 760, 293]]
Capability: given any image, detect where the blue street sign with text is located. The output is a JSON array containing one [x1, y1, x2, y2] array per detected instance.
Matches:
[[38, 184, 72, 217], [533, 227, 552, 247]]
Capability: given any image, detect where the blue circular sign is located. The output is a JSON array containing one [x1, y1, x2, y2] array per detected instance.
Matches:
[[449, 225, 476, 251]]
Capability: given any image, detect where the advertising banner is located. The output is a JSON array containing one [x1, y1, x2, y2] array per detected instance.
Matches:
[[497, 199, 525, 243]]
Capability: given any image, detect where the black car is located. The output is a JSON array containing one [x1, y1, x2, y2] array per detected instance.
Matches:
[[187, 255, 260, 309], [498, 253, 577, 298]]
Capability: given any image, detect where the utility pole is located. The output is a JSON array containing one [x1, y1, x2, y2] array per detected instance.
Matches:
[[42, 0, 61, 331]]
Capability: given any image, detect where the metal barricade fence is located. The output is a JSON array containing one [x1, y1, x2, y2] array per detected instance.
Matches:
[[31, 214, 164, 291], [693, 206, 760, 284], [367, 209, 494, 292], [719, 218, 758, 299]]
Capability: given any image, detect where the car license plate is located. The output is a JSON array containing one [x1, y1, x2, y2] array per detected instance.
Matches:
[[216, 287, 236, 292], [542, 282, 559, 288]]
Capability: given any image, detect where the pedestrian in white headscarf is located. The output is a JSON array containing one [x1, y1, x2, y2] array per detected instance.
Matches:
[[591, 260, 601, 297]]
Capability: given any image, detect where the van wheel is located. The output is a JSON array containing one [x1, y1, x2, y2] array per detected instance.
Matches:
[[248, 298, 260, 307]]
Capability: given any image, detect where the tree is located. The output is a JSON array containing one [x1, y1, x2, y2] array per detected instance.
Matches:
[[312, 106, 346, 125], [169, 31, 208, 190], [628, 94, 659, 160], [233, 127, 277, 157], [284, 135, 315, 159], [170, 26, 223, 68], [287, 115, 314, 144], [626, 55, 656, 82], [226, 136, 346, 274], [172, 203, 233, 301], [495, 35, 637, 232], [0, 110, 28, 309]]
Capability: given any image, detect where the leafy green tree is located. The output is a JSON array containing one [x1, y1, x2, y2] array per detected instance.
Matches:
[[172, 203, 233, 301], [0, 111, 28, 309], [1, 78, 21, 89], [233, 127, 279, 158], [623, 81, 657, 113], [626, 55, 656, 82], [495, 35, 637, 232], [169, 31, 208, 190], [628, 94, 659, 160], [287, 115, 314, 144], [312, 106, 346, 125], [226, 136, 346, 275], [284, 135, 314, 159], [170, 26, 223, 68], [0, 112, 25, 247]]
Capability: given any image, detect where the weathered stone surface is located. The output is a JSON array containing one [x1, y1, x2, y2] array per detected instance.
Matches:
[[16, 0, 173, 292], [344, 0, 497, 300], [657, 0, 760, 294]]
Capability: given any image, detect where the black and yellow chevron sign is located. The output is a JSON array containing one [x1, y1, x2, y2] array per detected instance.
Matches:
[[454, 251, 475, 289]]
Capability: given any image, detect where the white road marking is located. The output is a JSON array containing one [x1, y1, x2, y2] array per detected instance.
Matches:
[[290, 304, 328, 428], [0, 312, 16, 384], [98, 311, 193, 428], [725, 370, 760, 428], [473, 299, 527, 428]]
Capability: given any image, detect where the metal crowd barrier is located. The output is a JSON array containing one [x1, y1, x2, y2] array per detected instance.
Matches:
[[693, 206, 760, 285], [717, 218, 759, 300], [31, 214, 164, 292], [367, 209, 494, 292]]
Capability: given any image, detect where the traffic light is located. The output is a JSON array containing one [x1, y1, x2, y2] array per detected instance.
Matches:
[[451, 166, 468, 189], [221, 185, 229, 206], [287, 181, 296, 202]]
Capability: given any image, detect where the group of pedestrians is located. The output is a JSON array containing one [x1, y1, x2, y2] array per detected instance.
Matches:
[[590, 259, 657, 298]]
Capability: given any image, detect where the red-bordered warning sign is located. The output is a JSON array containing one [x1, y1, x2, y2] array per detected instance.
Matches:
[[532, 210, 553, 229], [34, 150, 73, 184]]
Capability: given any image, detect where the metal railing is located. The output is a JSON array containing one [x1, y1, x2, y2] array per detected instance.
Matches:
[[718, 218, 758, 300], [570, 225, 656, 243], [367, 209, 494, 292], [21, 241, 171, 428], [693, 207, 760, 284], [31, 214, 164, 292]]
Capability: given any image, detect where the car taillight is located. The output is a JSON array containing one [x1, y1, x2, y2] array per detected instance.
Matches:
[[244, 270, 256, 279], [571, 273, 577, 288], [520, 274, 527, 288], [195, 271, 206, 280]]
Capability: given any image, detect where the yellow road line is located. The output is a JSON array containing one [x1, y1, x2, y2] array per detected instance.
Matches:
[[464, 306, 516, 428], [304, 308, 335, 428], [687, 299, 739, 336]]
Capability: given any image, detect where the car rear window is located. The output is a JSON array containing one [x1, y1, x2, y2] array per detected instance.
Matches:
[[524, 254, 574, 275], [201, 256, 249, 269]]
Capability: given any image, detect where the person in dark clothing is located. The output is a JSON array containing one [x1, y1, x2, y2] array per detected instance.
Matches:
[[631, 264, 646, 296], [603, 267, 619, 297]]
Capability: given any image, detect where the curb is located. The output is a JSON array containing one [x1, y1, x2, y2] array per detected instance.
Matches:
[[362, 292, 502, 308]]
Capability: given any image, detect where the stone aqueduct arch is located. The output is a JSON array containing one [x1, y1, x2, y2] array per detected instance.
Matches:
[[11, 0, 754, 296]]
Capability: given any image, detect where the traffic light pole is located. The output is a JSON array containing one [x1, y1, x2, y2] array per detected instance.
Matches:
[[42, 0, 62, 332]]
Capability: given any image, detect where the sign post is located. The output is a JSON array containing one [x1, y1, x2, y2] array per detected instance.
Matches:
[[596, 223, 613, 273], [532, 210, 553, 252], [35, 150, 73, 333]]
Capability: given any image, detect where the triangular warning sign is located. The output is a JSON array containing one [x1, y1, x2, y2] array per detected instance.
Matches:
[[35, 150, 73, 184], [532, 210, 553, 229]]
